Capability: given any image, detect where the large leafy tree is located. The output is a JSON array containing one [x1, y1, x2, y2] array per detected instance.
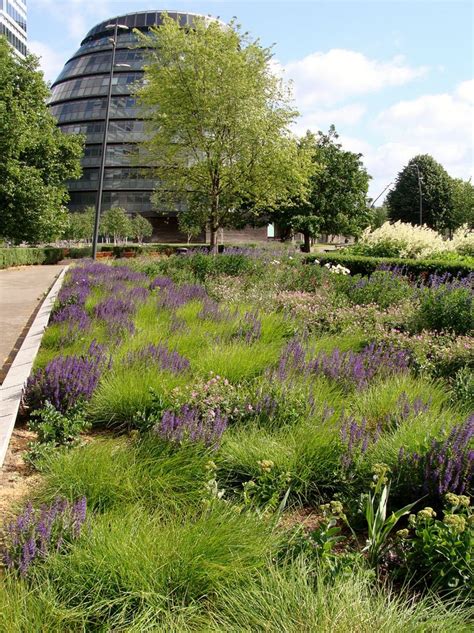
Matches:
[[137, 14, 309, 250], [273, 127, 371, 251], [0, 38, 83, 244], [387, 154, 456, 231]]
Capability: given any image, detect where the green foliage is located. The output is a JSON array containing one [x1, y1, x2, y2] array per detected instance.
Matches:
[[100, 206, 132, 243], [63, 207, 94, 242], [399, 495, 473, 594], [273, 126, 371, 250], [333, 270, 414, 309], [451, 367, 474, 411], [413, 286, 473, 335], [130, 213, 153, 243], [242, 459, 292, 512], [304, 252, 474, 278], [451, 178, 474, 229], [0, 246, 65, 268], [137, 14, 308, 248], [387, 155, 456, 231], [368, 205, 389, 229], [26, 402, 90, 468], [210, 558, 473, 632], [360, 464, 417, 568], [30, 505, 273, 628], [36, 435, 211, 514], [0, 38, 83, 244]]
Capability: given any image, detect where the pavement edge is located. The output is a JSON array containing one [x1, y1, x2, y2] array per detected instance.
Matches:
[[0, 265, 69, 468]]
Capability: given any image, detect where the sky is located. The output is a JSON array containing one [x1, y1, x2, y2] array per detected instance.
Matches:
[[27, 0, 474, 201]]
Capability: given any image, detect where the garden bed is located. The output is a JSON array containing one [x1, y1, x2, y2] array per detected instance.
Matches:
[[0, 251, 472, 630]]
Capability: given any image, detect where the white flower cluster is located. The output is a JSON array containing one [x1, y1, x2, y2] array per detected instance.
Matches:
[[324, 263, 350, 275], [452, 224, 474, 256], [358, 221, 473, 259]]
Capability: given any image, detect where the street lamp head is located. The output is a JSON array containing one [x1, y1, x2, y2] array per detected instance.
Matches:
[[115, 63, 131, 68]]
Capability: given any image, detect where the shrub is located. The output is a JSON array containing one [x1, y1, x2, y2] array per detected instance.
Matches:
[[333, 270, 414, 308], [353, 221, 450, 259], [413, 284, 473, 335], [0, 247, 65, 269], [26, 402, 90, 467], [304, 252, 474, 278], [398, 494, 473, 594], [452, 224, 474, 257]]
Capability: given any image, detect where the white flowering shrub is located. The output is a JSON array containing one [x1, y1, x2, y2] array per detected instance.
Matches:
[[355, 221, 453, 259], [324, 263, 350, 275], [452, 224, 474, 256]]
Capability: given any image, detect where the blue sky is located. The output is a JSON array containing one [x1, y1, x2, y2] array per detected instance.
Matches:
[[28, 0, 473, 200]]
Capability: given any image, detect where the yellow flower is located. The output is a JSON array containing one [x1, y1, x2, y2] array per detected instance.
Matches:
[[417, 507, 437, 520], [396, 529, 409, 539], [443, 514, 466, 534]]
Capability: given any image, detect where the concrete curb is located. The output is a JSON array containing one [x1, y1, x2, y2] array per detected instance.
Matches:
[[0, 265, 69, 468]]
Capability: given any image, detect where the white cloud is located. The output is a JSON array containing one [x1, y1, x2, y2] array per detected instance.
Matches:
[[294, 103, 366, 135], [283, 49, 427, 107], [28, 41, 65, 83], [456, 79, 474, 103], [340, 80, 474, 201]]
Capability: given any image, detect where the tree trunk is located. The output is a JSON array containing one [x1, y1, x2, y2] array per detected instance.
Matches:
[[302, 231, 311, 253], [209, 193, 219, 254]]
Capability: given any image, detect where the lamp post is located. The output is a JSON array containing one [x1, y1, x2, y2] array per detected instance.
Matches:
[[410, 163, 423, 226], [91, 21, 129, 259]]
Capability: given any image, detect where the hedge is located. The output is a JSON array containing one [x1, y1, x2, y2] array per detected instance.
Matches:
[[304, 252, 474, 278], [0, 244, 202, 269], [0, 248, 66, 269]]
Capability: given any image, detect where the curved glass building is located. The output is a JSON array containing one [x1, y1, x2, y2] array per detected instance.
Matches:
[[49, 11, 211, 241], [49, 10, 269, 243]]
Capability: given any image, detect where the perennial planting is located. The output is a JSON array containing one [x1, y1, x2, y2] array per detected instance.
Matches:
[[1, 251, 473, 630]]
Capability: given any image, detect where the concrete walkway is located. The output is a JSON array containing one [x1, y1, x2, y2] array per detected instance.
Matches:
[[0, 265, 64, 383]]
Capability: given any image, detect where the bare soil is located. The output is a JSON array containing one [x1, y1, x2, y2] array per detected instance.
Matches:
[[0, 424, 42, 525]]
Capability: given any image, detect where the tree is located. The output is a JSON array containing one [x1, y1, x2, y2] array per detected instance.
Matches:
[[387, 155, 455, 231], [137, 14, 309, 250], [130, 214, 153, 244], [63, 206, 95, 243], [451, 178, 474, 229], [272, 127, 371, 251], [101, 207, 132, 244], [0, 37, 83, 244]]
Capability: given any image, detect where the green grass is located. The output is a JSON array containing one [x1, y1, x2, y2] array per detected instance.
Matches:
[[209, 557, 474, 632], [35, 435, 210, 514], [3, 256, 472, 630], [25, 504, 274, 630]]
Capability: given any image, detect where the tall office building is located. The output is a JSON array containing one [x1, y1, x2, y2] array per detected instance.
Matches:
[[0, 0, 27, 57], [49, 11, 269, 243]]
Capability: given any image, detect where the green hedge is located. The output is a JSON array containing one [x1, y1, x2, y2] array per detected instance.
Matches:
[[0, 247, 66, 269], [304, 252, 474, 278], [0, 244, 203, 269]]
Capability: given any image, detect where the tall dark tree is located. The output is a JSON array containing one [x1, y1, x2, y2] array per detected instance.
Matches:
[[387, 155, 455, 231], [273, 126, 371, 251], [0, 37, 83, 244]]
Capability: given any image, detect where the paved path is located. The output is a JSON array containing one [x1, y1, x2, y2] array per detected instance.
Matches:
[[0, 265, 64, 383]]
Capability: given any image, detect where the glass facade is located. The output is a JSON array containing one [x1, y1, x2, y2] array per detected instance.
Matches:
[[0, 0, 27, 57], [49, 11, 214, 229]]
